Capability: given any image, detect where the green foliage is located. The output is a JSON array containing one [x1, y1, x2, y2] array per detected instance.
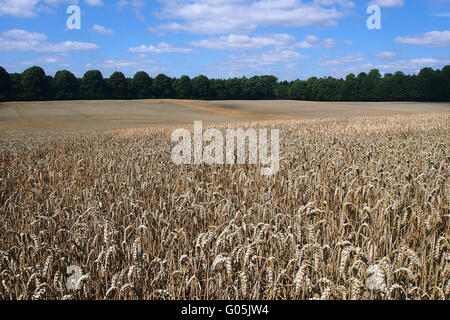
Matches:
[[131, 71, 152, 99], [175, 75, 193, 99], [53, 70, 79, 100], [80, 70, 105, 100], [0, 65, 449, 102], [109, 72, 128, 99], [192, 75, 211, 99], [225, 78, 243, 99], [210, 79, 227, 100], [153, 74, 173, 99], [275, 81, 291, 100], [21, 66, 49, 101], [9, 73, 24, 101], [288, 80, 306, 100], [0, 66, 11, 101], [418, 67, 448, 102]]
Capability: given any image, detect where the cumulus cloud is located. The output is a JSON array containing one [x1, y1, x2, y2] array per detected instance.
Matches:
[[2, 29, 47, 40], [395, 30, 450, 48], [296, 35, 336, 49], [0, 0, 102, 17], [190, 34, 294, 50], [92, 24, 114, 35], [94, 56, 165, 76], [202, 46, 307, 79], [376, 51, 397, 59], [376, 57, 450, 73], [224, 48, 307, 69], [0, 29, 100, 52], [319, 53, 364, 66], [128, 42, 195, 54], [326, 56, 450, 78], [369, 0, 404, 7], [116, 0, 146, 21], [85, 0, 102, 5], [151, 0, 354, 34]]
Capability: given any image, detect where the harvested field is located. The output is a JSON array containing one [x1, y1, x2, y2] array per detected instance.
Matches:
[[0, 100, 448, 134]]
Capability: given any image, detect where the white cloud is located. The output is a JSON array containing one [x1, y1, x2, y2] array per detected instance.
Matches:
[[96, 59, 141, 68], [116, 0, 146, 21], [326, 56, 450, 77], [0, 29, 100, 52], [376, 57, 450, 73], [190, 34, 294, 50], [94, 56, 165, 77], [152, 0, 354, 35], [323, 38, 336, 49], [0, 0, 102, 17], [21, 56, 62, 66], [128, 42, 194, 54], [225, 48, 307, 69], [2, 29, 47, 40], [319, 53, 364, 66], [203, 47, 307, 79], [92, 24, 114, 35], [376, 51, 397, 59], [313, 0, 355, 8], [395, 30, 450, 48], [85, 0, 102, 5], [0, 0, 43, 17], [369, 0, 404, 7], [296, 35, 336, 49]]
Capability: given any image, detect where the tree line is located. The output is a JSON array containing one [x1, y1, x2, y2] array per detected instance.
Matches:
[[0, 65, 449, 102]]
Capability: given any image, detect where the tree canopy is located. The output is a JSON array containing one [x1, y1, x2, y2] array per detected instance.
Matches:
[[21, 66, 49, 101], [80, 70, 105, 100], [0, 66, 11, 102], [109, 72, 128, 100], [131, 71, 152, 99], [1, 65, 449, 102], [53, 70, 79, 100]]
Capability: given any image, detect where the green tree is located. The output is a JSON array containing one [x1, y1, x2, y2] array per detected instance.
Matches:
[[53, 70, 79, 100], [257, 75, 277, 99], [275, 80, 291, 100], [418, 67, 448, 101], [441, 65, 450, 101], [210, 79, 227, 100], [365, 69, 382, 101], [342, 73, 357, 101], [373, 76, 393, 101], [175, 75, 193, 99], [356, 72, 369, 101], [153, 74, 173, 98], [109, 72, 128, 99], [390, 71, 409, 101], [225, 78, 243, 99], [304, 77, 318, 100], [131, 71, 152, 99], [80, 70, 105, 99], [22, 66, 49, 100], [288, 80, 306, 100], [192, 75, 211, 99], [0, 66, 11, 101], [9, 73, 23, 101]]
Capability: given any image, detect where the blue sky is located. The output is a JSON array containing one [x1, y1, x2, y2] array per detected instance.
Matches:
[[0, 0, 449, 80]]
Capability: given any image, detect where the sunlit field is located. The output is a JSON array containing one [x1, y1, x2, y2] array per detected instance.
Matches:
[[0, 102, 448, 300], [0, 99, 448, 133]]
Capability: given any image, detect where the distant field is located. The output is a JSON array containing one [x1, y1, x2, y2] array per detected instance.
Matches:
[[0, 99, 448, 133]]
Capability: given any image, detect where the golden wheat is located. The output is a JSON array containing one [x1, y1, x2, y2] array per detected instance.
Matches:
[[0, 113, 448, 300]]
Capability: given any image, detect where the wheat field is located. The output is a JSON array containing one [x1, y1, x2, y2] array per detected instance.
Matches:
[[0, 112, 448, 300]]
